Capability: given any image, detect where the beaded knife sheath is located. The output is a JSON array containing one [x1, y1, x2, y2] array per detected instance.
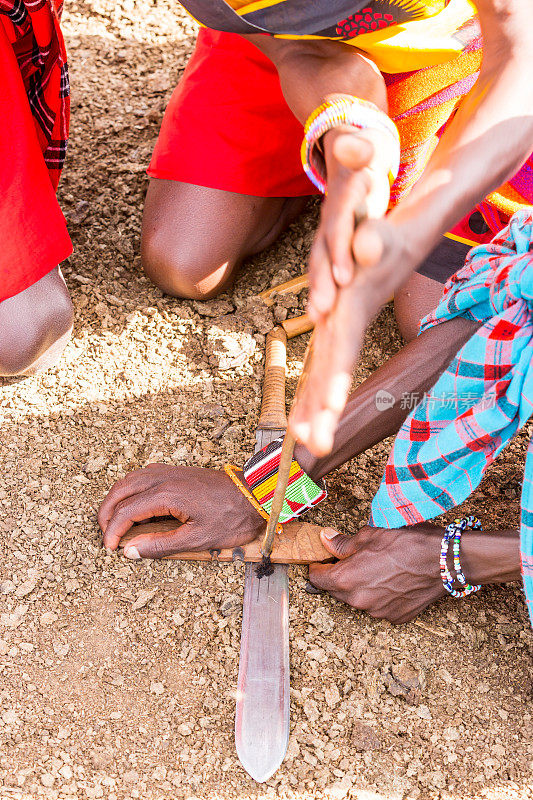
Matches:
[[235, 327, 290, 782]]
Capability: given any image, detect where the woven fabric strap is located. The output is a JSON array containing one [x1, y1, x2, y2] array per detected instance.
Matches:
[[243, 436, 327, 524]]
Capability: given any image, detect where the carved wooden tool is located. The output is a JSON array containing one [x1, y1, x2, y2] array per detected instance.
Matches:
[[120, 518, 331, 564], [281, 312, 313, 339], [258, 274, 308, 307]]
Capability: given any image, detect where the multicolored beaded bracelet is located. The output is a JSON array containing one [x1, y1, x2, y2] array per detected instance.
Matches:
[[301, 96, 401, 194], [439, 516, 482, 598]]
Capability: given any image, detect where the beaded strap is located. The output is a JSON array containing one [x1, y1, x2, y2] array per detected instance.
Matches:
[[243, 436, 327, 525], [301, 96, 401, 194], [224, 464, 283, 535], [439, 516, 482, 598]]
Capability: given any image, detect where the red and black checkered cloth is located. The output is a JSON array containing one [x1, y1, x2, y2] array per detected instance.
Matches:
[[1, 0, 69, 189]]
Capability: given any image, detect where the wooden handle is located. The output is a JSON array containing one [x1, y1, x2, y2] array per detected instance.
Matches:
[[257, 326, 288, 431], [258, 274, 309, 307], [119, 518, 333, 564], [281, 313, 314, 339], [261, 334, 315, 557]]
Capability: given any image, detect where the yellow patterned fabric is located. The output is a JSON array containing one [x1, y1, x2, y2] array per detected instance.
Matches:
[[181, 0, 478, 73]]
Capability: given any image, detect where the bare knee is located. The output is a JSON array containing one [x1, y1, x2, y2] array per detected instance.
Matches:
[[0, 269, 74, 376], [141, 227, 238, 300]]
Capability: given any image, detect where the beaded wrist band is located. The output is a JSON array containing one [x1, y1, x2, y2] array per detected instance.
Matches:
[[243, 436, 327, 525], [301, 96, 401, 194], [440, 516, 482, 598], [224, 464, 283, 535]]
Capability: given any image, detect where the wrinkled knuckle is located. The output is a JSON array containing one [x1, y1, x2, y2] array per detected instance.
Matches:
[[334, 572, 353, 594], [149, 536, 171, 559], [113, 501, 132, 519], [161, 482, 178, 501]]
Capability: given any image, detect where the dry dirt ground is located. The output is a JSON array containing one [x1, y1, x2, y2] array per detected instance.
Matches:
[[1, 2, 532, 798]]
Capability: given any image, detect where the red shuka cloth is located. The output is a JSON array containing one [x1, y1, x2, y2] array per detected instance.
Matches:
[[0, 0, 72, 304]]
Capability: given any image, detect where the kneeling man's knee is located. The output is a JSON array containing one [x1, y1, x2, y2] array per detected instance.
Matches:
[[0, 269, 74, 376], [141, 227, 235, 300]]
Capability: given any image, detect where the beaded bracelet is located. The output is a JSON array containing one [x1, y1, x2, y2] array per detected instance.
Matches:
[[224, 464, 283, 535], [439, 516, 482, 598], [301, 96, 401, 194]]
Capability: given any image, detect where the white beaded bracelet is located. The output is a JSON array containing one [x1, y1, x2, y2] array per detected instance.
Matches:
[[301, 96, 401, 194]]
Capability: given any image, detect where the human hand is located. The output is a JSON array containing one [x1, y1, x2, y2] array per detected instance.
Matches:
[[98, 463, 264, 559], [307, 127, 394, 321], [308, 524, 446, 624], [291, 215, 417, 456]]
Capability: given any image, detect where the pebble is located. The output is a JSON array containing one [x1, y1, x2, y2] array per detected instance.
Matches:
[[350, 721, 381, 752], [177, 723, 193, 736], [59, 765, 73, 780], [219, 595, 240, 617], [309, 609, 335, 634], [416, 705, 432, 720], [132, 588, 158, 610], [39, 611, 58, 626], [325, 684, 341, 708]]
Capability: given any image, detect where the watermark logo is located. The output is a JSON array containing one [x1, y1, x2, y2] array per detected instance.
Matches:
[[375, 389, 395, 412], [375, 390, 498, 413]]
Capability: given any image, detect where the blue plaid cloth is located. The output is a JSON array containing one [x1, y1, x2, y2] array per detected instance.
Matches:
[[370, 208, 533, 624]]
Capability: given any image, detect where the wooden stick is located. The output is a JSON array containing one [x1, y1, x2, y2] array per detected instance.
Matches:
[[120, 518, 333, 564], [258, 274, 309, 307], [261, 334, 314, 558], [257, 327, 287, 430], [281, 312, 314, 339]]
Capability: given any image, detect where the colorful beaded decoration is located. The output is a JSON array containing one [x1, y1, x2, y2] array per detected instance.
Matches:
[[439, 516, 482, 598], [224, 464, 283, 535], [301, 96, 401, 194], [243, 436, 327, 524]]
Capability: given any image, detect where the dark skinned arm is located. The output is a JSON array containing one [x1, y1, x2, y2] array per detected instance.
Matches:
[[239, 35, 387, 121], [290, 0, 533, 456], [98, 314, 521, 622], [294, 316, 482, 481]]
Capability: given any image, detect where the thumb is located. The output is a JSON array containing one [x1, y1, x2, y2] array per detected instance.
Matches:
[[122, 520, 198, 560], [352, 221, 385, 269], [320, 528, 358, 560], [332, 133, 374, 172]]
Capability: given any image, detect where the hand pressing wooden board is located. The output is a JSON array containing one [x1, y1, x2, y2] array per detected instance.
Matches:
[[119, 519, 333, 564]]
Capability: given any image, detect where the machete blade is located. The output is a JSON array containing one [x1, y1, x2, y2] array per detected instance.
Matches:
[[235, 426, 289, 782], [235, 562, 289, 782], [255, 427, 284, 452]]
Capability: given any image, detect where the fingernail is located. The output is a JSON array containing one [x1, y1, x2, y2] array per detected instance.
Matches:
[[124, 546, 140, 560], [321, 528, 338, 540]]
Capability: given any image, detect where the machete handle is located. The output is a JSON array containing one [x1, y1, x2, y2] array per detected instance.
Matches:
[[119, 519, 334, 564], [257, 326, 288, 431]]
